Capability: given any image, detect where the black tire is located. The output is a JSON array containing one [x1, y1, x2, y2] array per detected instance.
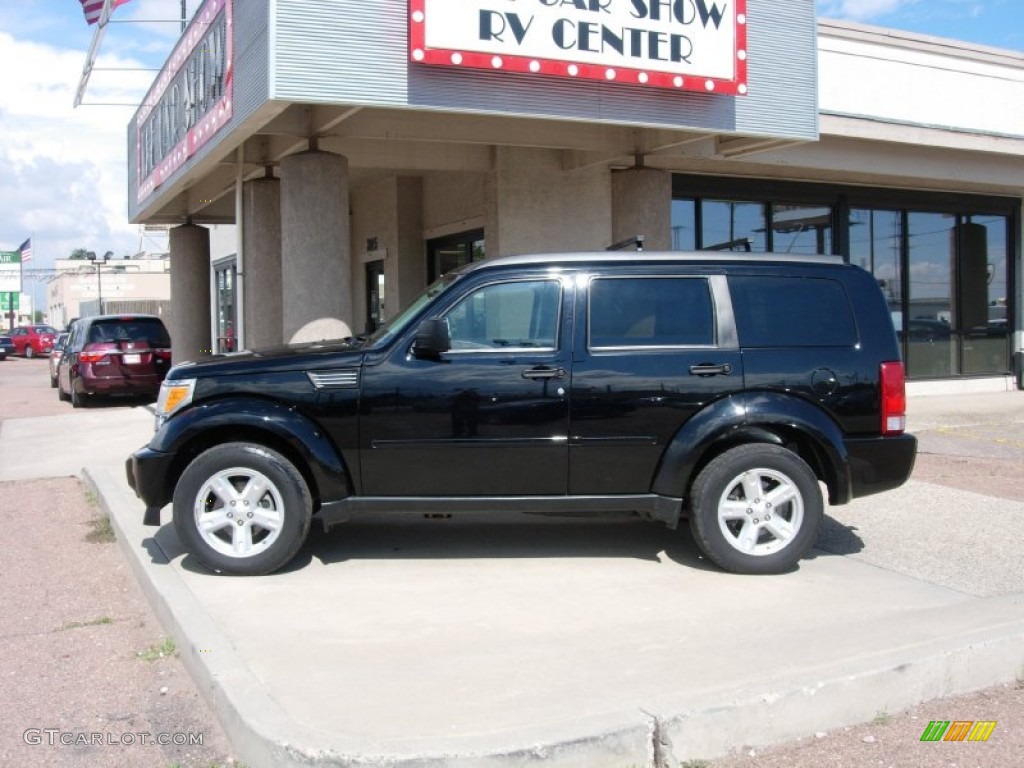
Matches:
[[70, 379, 86, 408], [50, 373, 58, 388], [173, 442, 313, 575], [57, 376, 71, 402], [688, 444, 822, 575]]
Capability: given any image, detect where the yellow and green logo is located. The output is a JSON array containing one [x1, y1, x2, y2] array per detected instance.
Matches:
[[920, 720, 997, 742]]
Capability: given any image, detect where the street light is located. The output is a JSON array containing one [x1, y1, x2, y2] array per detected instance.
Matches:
[[86, 250, 113, 314]]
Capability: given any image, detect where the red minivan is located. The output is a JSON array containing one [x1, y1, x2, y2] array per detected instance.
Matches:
[[57, 315, 172, 407]]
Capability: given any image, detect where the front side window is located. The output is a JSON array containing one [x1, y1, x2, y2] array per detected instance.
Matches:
[[444, 279, 561, 351], [589, 277, 714, 348]]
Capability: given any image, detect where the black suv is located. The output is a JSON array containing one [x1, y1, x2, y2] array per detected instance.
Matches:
[[127, 253, 916, 576]]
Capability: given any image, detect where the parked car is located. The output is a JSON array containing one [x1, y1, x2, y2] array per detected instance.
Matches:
[[10, 324, 58, 357], [58, 315, 172, 407], [49, 332, 70, 387], [0, 334, 14, 361], [127, 252, 917, 577]]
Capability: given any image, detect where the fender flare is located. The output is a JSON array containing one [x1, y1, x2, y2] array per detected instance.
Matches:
[[151, 397, 352, 507], [651, 392, 852, 505]]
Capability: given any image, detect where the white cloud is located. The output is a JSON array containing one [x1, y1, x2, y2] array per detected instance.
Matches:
[[818, 0, 916, 21], [0, 21, 173, 271]]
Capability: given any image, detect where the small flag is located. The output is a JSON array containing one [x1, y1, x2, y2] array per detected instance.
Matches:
[[18, 238, 32, 263], [79, 0, 133, 26]]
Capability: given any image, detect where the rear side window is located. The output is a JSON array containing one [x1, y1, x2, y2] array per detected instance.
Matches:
[[589, 276, 714, 348], [730, 276, 857, 347], [86, 318, 171, 347]]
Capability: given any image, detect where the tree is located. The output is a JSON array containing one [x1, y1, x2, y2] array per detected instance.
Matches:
[[69, 248, 91, 260]]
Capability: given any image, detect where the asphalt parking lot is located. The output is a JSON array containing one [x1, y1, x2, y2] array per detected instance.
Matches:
[[3, 355, 1023, 767]]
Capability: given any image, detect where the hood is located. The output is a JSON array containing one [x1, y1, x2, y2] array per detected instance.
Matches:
[[167, 337, 367, 380]]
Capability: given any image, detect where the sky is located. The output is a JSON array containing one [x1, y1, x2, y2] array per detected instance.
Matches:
[[0, 0, 1021, 311]]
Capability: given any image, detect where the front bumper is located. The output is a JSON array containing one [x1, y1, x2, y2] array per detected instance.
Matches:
[[126, 445, 176, 526]]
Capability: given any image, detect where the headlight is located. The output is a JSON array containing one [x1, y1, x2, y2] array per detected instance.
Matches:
[[154, 378, 196, 429]]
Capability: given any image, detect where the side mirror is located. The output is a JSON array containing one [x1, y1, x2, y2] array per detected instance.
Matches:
[[413, 318, 450, 358]]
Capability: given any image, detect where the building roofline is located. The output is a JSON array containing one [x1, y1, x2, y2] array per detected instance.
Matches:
[[818, 17, 1024, 66]]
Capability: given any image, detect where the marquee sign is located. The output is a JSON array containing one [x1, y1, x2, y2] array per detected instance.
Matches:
[[409, 0, 747, 94], [136, 0, 234, 204]]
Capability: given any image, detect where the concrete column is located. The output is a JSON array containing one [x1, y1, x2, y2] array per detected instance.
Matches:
[[393, 176, 424, 318], [489, 146, 610, 257], [242, 176, 283, 348], [280, 150, 352, 342], [611, 167, 672, 251], [168, 223, 212, 364]]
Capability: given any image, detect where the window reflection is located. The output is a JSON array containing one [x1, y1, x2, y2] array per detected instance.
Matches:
[[771, 203, 832, 255], [702, 200, 766, 252], [671, 183, 1012, 379]]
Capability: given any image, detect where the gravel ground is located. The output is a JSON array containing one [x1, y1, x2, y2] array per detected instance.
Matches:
[[2, 356, 1022, 768]]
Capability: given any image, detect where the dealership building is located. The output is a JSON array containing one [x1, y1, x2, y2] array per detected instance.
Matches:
[[127, 0, 1023, 389]]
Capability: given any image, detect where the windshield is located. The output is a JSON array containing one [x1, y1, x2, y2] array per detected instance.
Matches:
[[365, 272, 460, 347]]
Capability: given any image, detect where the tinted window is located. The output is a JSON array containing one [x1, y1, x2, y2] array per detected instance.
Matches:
[[589, 277, 714, 348], [730, 276, 857, 347], [86, 318, 171, 347], [444, 280, 560, 351]]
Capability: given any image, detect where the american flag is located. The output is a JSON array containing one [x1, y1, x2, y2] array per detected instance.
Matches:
[[18, 238, 32, 263], [79, 0, 133, 26]]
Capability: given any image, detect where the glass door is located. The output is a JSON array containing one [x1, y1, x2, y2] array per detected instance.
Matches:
[[213, 258, 237, 352], [365, 260, 385, 333], [427, 229, 485, 282]]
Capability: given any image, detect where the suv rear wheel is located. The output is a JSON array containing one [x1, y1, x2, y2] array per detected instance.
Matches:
[[173, 442, 312, 575], [688, 444, 823, 575]]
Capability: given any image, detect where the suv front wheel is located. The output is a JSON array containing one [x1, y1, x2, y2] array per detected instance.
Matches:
[[688, 444, 823, 575], [173, 442, 313, 575]]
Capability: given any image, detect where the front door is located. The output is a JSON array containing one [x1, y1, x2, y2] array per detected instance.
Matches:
[[359, 275, 571, 496]]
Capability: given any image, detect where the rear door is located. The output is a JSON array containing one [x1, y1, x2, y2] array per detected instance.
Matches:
[[87, 317, 172, 380], [569, 271, 744, 494]]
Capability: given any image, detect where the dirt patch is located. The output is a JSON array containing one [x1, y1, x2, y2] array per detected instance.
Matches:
[[0, 477, 237, 768]]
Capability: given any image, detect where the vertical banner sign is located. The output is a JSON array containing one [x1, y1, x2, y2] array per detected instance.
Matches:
[[136, 0, 234, 203], [410, 0, 747, 94], [0, 251, 22, 293]]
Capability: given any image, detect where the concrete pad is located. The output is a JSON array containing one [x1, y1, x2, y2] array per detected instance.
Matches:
[[0, 406, 153, 481], [87, 461, 1024, 767]]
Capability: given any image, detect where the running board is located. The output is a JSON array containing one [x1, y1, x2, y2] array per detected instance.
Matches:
[[316, 494, 683, 531]]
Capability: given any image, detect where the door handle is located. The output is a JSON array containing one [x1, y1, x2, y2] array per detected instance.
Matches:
[[689, 363, 733, 376], [522, 367, 567, 380]]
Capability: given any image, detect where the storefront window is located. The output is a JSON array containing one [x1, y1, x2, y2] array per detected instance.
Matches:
[[850, 209, 902, 322], [670, 199, 696, 251], [907, 212, 955, 377], [673, 176, 1015, 380], [771, 203, 832, 256], [702, 200, 767, 252], [961, 216, 1009, 375]]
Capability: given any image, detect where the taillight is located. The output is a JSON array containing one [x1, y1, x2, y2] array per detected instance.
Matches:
[[880, 361, 906, 436], [79, 342, 116, 363]]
